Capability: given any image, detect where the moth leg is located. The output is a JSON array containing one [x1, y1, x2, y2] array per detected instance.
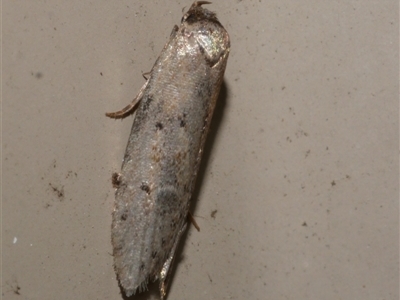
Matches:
[[142, 71, 151, 80], [105, 79, 149, 119], [187, 212, 200, 232], [159, 222, 187, 300]]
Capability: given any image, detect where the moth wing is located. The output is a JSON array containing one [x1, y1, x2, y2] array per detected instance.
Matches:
[[112, 184, 188, 296]]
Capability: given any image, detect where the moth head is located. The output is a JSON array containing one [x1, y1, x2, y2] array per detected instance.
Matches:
[[181, 2, 230, 68]]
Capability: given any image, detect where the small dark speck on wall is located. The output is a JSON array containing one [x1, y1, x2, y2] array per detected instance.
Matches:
[[31, 72, 43, 79]]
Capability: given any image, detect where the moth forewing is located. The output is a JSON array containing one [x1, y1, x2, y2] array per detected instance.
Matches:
[[107, 2, 230, 298]]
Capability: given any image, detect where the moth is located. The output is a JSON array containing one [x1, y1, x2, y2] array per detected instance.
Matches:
[[106, 2, 230, 298]]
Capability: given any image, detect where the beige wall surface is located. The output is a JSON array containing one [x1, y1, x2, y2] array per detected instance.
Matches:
[[2, 1, 398, 299]]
